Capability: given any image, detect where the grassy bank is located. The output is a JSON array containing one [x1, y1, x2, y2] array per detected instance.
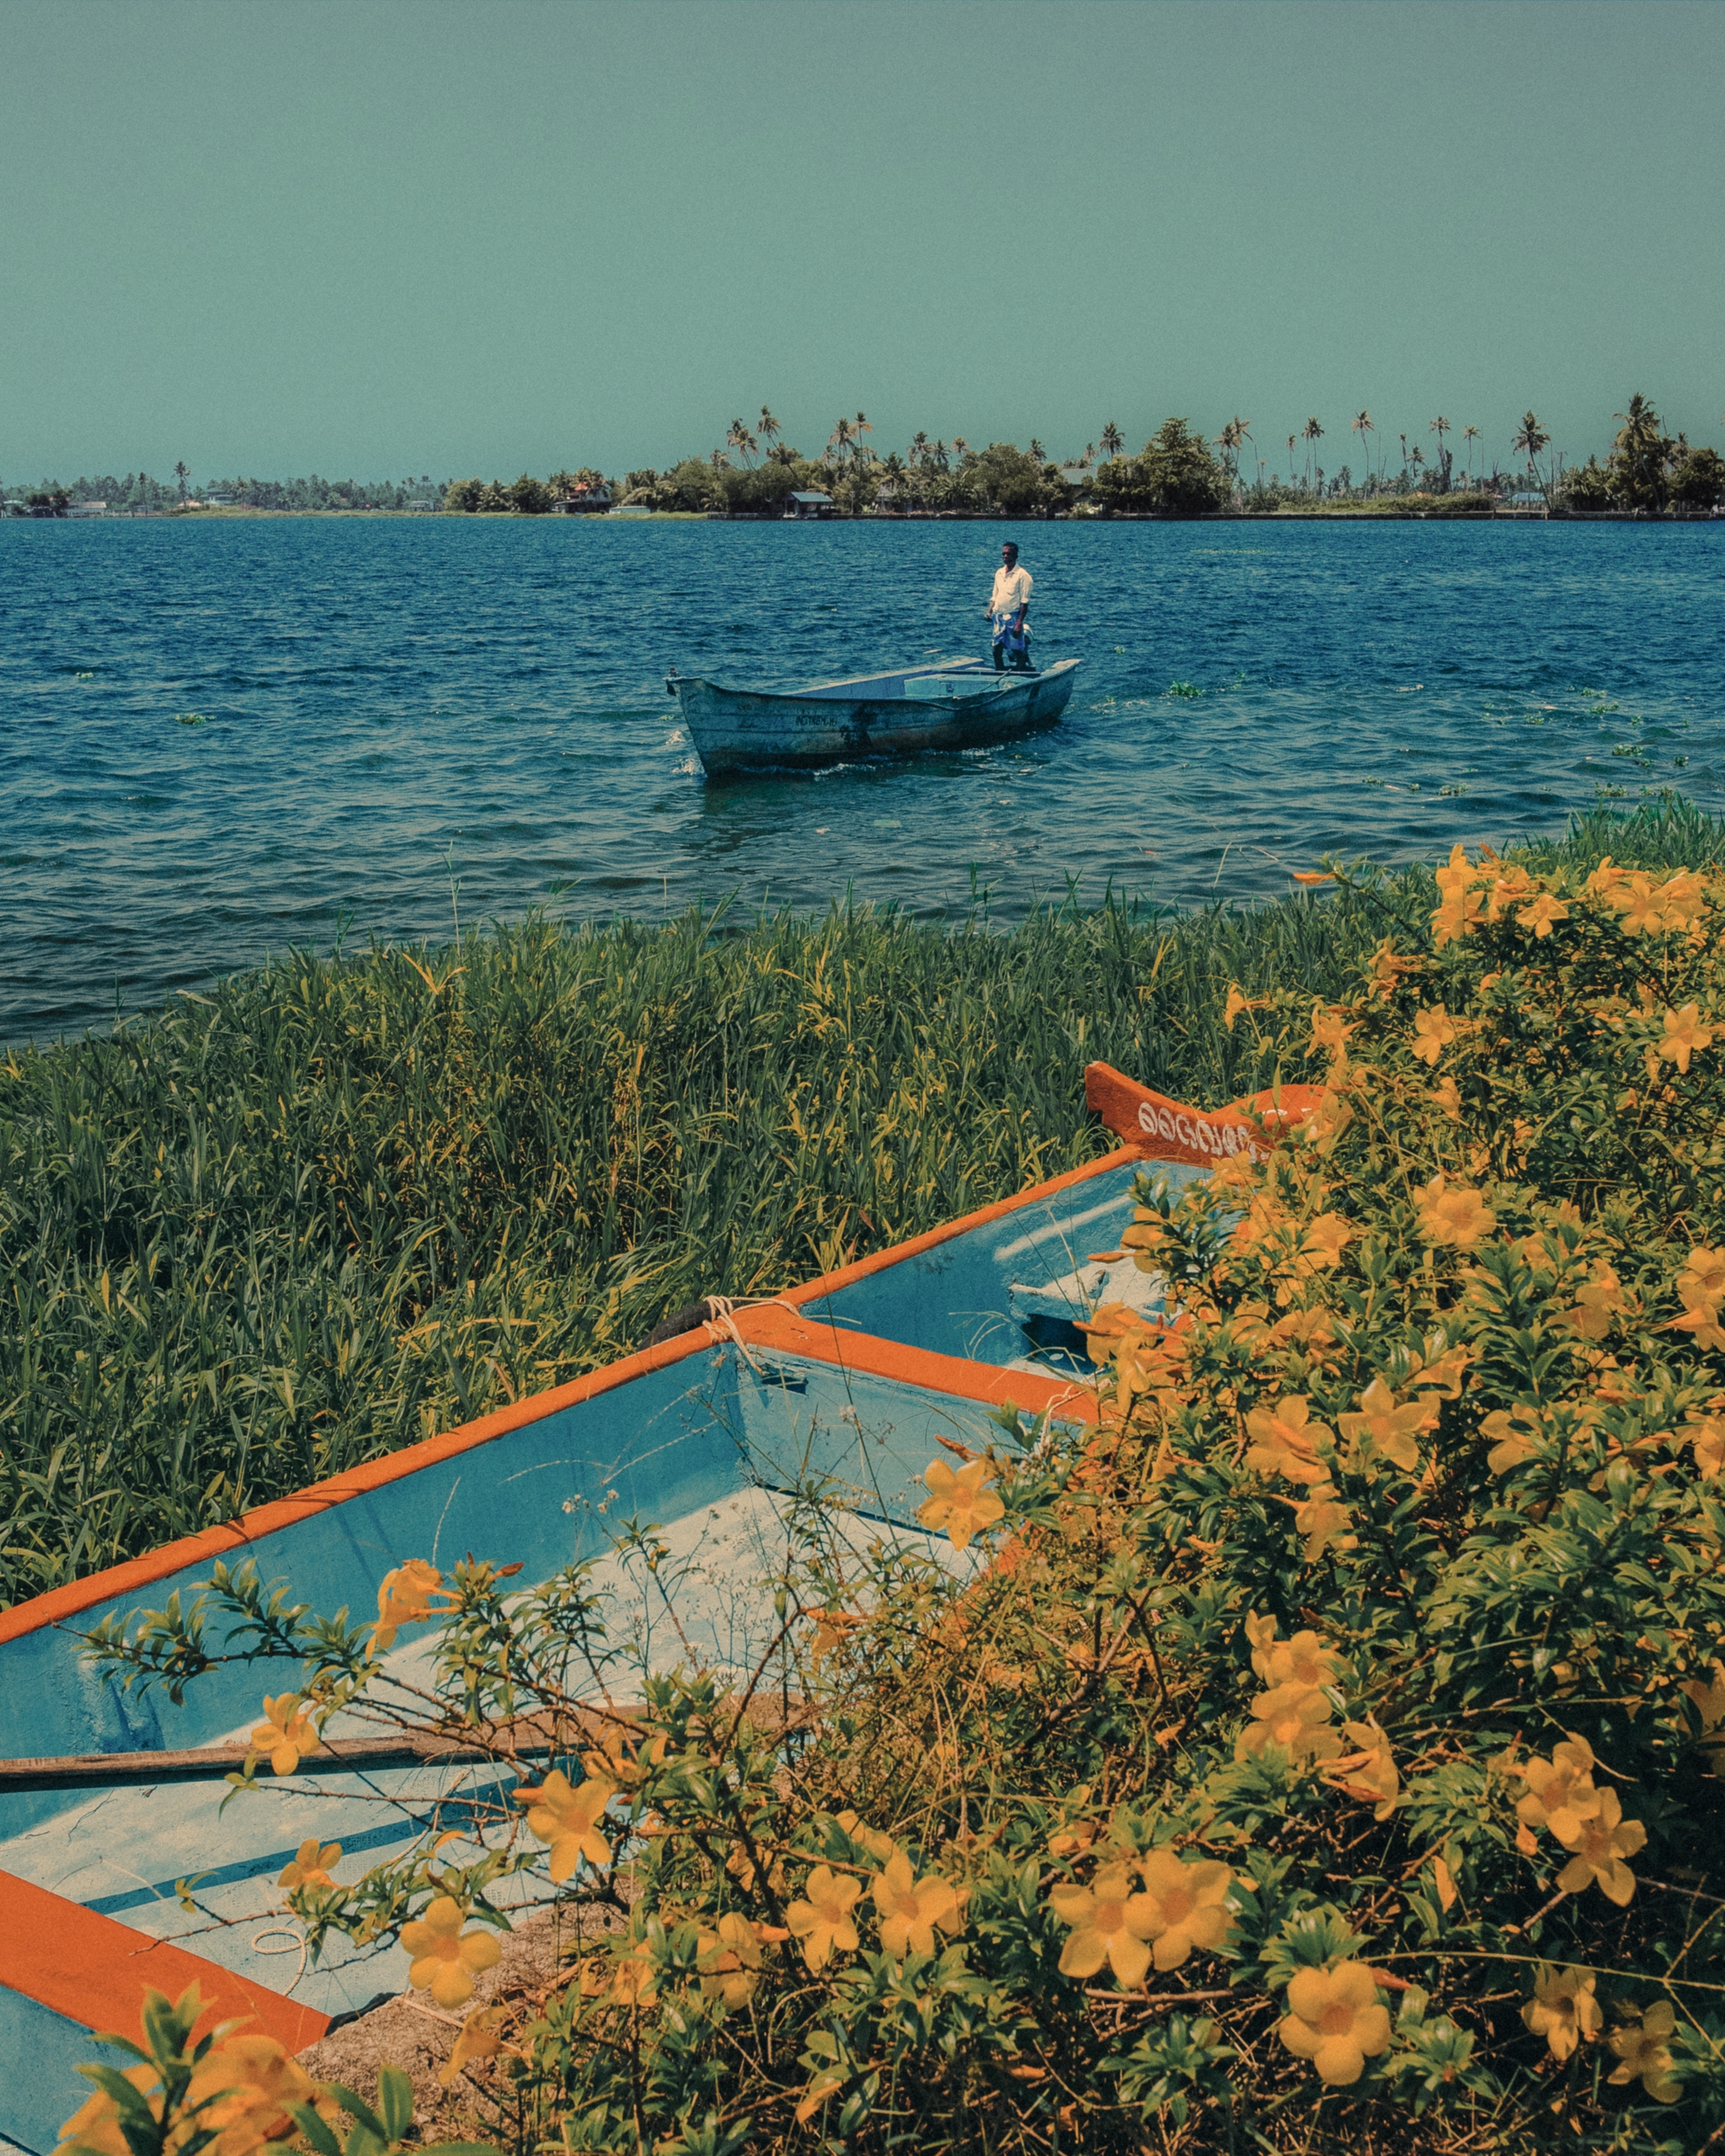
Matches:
[[3, 797, 1719, 1609]]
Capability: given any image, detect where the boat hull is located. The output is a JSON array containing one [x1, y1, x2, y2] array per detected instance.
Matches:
[[674, 658, 1080, 774]]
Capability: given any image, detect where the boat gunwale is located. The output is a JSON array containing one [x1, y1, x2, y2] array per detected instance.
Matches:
[[0, 1134, 1143, 1649], [681, 655, 1079, 706]]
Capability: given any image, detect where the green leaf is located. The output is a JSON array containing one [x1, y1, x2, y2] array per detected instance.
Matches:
[[288, 2103, 345, 2156], [326, 2084, 388, 2141], [377, 2063, 413, 2144]]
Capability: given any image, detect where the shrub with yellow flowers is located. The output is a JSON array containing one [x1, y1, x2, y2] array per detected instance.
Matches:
[[78, 836, 1725, 2152]]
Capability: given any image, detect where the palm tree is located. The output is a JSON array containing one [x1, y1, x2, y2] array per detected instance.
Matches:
[[1352, 411, 1375, 488], [827, 417, 855, 461], [1428, 416, 1450, 491], [1101, 422, 1124, 461], [1214, 419, 1242, 484], [173, 461, 190, 500], [932, 441, 950, 473], [758, 407, 781, 454], [1461, 424, 1480, 482], [1513, 411, 1552, 498], [1302, 417, 1323, 487], [852, 412, 872, 460], [1082, 441, 1096, 465], [909, 430, 930, 468], [726, 419, 758, 467], [1286, 436, 1297, 489], [952, 437, 969, 462]]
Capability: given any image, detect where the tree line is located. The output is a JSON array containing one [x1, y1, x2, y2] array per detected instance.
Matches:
[[7, 394, 1719, 520]]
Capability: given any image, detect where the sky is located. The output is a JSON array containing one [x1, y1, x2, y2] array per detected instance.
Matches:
[[3, 0, 1722, 485]]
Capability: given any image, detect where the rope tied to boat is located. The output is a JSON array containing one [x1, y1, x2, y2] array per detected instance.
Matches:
[[699, 1294, 803, 1375]]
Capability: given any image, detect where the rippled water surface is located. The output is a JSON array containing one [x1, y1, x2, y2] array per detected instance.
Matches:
[[3, 514, 1721, 1039]]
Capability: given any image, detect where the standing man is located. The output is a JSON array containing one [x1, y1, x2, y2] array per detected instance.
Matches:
[[987, 540, 1033, 670]]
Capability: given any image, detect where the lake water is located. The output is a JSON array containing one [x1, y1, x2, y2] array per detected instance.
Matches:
[[2, 514, 1721, 1042]]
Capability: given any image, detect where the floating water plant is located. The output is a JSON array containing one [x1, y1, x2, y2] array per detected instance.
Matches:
[[171, 711, 207, 726]]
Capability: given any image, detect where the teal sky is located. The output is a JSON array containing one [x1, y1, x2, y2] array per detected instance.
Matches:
[[3, 0, 1722, 484]]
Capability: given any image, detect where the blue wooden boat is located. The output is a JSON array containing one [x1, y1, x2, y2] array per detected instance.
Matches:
[[668, 655, 1082, 774], [0, 1062, 1309, 2151]]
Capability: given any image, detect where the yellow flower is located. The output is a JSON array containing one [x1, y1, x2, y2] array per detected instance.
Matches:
[[1516, 1734, 1601, 1842], [1134, 1850, 1234, 1970], [1686, 1416, 1725, 1480], [1411, 1005, 1459, 1067], [1277, 1962, 1392, 2085], [1522, 1965, 1602, 2062], [185, 2035, 330, 2156], [367, 1556, 455, 1658], [1682, 1660, 1725, 1767], [1414, 1175, 1497, 1251], [835, 1808, 899, 1862], [516, 1767, 616, 1881], [1608, 2000, 1681, 2103], [55, 2065, 162, 2156], [1309, 1004, 1356, 1061], [1616, 874, 1668, 936], [1238, 1683, 1344, 1764], [1432, 1075, 1462, 1120], [249, 1693, 317, 1777], [1324, 1719, 1399, 1820], [1518, 890, 1569, 937], [1553, 1786, 1647, 1906], [1050, 1862, 1160, 1988], [1246, 1617, 1345, 1690], [278, 1838, 341, 1892], [1338, 1377, 1428, 1473], [1293, 1486, 1357, 1564], [698, 1912, 770, 2007], [1432, 867, 1485, 944], [607, 1940, 658, 2007], [1481, 1405, 1544, 1476], [786, 1865, 862, 1971], [1222, 985, 1250, 1031], [1657, 1002, 1716, 1075], [1298, 1213, 1353, 1271], [1243, 1396, 1333, 1486], [810, 1609, 861, 1667], [438, 2005, 505, 2089], [1678, 1245, 1725, 1313], [1434, 842, 1474, 899], [400, 1895, 504, 2009], [916, 1457, 1005, 1551], [871, 1850, 960, 1959]]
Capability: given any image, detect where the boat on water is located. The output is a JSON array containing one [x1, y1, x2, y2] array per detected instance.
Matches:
[[667, 654, 1082, 774], [0, 1061, 1315, 2150]]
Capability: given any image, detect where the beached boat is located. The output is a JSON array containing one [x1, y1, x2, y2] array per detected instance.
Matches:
[[667, 655, 1082, 774], [0, 1061, 1314, 2151]]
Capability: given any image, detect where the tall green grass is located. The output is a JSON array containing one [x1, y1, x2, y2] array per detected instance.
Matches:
[[3, 797, 1719, 1608]]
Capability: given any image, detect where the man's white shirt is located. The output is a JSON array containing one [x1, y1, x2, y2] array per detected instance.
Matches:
[[989, 562, 1032, 617]]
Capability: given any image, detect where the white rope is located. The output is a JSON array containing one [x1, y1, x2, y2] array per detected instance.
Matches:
[[699, 1294, 802, 1376], [249, 1923, 310, 1990]]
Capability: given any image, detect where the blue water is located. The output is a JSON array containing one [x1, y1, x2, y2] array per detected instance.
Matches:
[[2, 515, 1721, 1042]]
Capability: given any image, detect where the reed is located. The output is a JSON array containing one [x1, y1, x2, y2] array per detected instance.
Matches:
[[3, 798, 1718, 1608]]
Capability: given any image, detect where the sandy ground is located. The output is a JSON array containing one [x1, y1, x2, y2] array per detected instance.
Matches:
[[298, 1895, 627, 2140]]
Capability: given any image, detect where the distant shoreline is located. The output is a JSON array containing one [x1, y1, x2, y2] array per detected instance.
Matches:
[[16, 503, 1718, 525]]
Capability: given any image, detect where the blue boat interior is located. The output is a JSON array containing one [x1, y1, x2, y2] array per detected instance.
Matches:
[[804, 1155, 1201, 1373]]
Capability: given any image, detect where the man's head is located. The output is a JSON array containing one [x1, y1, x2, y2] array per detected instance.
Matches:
[[1000, 542, 1019, 565]]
